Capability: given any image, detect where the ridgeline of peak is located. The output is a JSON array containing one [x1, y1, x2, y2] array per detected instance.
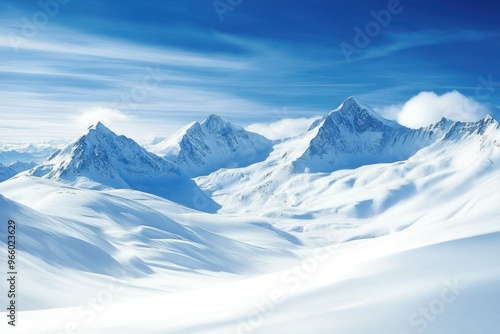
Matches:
[[202, 114, 226, 125], [87, 121, 113, 134], [481, 114, 497, 124], [338, 96, 361, 109], [327, 97, 402, 131], [201, 114, 239, 135], [443, 114, 500, 141]]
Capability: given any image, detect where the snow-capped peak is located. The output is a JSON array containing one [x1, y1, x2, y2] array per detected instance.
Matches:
[[329, 96, 401, 130], [201, 114, 232, 131], [87, 121, 113, 134], [31, 122, 179, 184], [335, 96, 360, 110], [148, 114, 273, 177]]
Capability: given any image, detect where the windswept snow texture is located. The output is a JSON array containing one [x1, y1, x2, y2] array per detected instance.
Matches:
[[0, 176, 300, 311], [1, 97, 500, 334], [29, 122, 219, 212], [149, 114, 273, 177]]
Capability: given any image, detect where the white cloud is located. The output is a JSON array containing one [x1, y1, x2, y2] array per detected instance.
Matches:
[[387, 91, 488, 129], [373, 104, 402, 121], [245, 117, 321, 140], [76, 107, 128, 130]]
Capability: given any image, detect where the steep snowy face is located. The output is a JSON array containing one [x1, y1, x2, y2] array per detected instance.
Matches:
[[29, 123, 219, 212], [149, 114, 273, 177], [292, 97, 451, 173]]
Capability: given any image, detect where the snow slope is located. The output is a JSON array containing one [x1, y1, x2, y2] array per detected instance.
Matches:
[[148, 114, 273, 177], [3, 170, 500, 333], [0, 175, 301, 312]]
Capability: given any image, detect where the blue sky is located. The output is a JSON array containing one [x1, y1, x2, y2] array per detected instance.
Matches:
[[0, 0, 499, 142]]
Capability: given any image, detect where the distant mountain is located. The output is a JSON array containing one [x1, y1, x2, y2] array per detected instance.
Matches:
[[0, 142, 60, 165], [9, 161, 37, 174], [0, 150, 50, 166], [148, 114, 273, 177], [292, 97, 454, 173], [0, 161, 39, 182], [0, 164, 17, 182], [29, 122, 219, 212]]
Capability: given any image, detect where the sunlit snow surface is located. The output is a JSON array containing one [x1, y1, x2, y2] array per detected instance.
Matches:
[[1, 99, 500, 333]]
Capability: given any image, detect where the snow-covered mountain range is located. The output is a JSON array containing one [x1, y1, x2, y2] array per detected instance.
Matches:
[[0, 97, 497, 213], [1, 97, 500, 334], [0, 141, 61, 165]]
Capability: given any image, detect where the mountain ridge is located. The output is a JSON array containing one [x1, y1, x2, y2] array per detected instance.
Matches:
[[20, 97, 500, 214]]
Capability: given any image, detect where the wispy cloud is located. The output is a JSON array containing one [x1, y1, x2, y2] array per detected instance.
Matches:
[[0, 21, 343, 143], [355, 29, 497, 61], [245, 116, 321, 140]]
